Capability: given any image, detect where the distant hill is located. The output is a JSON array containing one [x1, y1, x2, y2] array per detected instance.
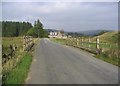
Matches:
[[45, 29, 112, 36], [78, 30, 111, 36], [45, 29, 59, 33], [46, 29, 118, 44], [45, 29, 84, 37]]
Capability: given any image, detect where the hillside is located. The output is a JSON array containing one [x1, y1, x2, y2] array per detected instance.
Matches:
[[79, 30, 110, 36], [45, 29, 59, 32], [45, 29, 112, 37], [91, 31, 118, 44]]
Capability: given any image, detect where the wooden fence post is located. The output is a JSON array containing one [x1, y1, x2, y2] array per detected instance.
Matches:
[[23, 36, 25, 51], [72, 37, 74, 46], [68, 37, 70, 45], [79, 37, 81, 46], [96, 36, 100, 49], [82, 37, 83, 46], [88, 37, 91, 48], [23, 36, 34, 51], [77, 38, 79, 46], [73, 38, 75, 46], [26, 36, 28, 50]]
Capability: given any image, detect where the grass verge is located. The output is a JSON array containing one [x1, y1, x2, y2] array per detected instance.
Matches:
[[96, 53, 119, 66], [50, 38, 67, 45], [3, 52, 32, 85]]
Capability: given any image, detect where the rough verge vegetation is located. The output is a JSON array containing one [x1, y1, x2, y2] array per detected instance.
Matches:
[[2, 37, 38, 85]]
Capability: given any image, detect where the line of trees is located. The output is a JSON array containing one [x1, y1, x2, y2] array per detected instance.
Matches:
[[2, 21, 32, 37], [2, 19, 48, 37], [26, 19, 48, 38]]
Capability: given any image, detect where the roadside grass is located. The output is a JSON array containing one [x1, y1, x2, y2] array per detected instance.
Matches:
[[3, 52, 32, 85], [2, 37, 39, 85], [96, 53, 119, 66], [50, 38, 67, 45], [2, 37, 24, 73]]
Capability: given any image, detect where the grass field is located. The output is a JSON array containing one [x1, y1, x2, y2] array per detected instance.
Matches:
[[50, 38, 67, 45], [2, 37, 23, 53]]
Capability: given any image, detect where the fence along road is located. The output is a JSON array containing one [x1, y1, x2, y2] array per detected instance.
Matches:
[[26, 38, 118, 84]]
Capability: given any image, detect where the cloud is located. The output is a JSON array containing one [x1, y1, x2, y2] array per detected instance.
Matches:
[[1, 0, 119, 2], [2, 2, 118, 31]]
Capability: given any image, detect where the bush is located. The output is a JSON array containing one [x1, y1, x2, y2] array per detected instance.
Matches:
[[26, 28, 38, 38]]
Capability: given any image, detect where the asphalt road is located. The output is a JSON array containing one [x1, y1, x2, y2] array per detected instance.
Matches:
[[26, 38, 118, 84]]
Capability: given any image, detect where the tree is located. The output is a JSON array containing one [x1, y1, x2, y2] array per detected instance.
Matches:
[[2, 21, 32, 37], [2, 19, 48, 38], [33, 19, 45, 38], [26, 28, 38, 38]]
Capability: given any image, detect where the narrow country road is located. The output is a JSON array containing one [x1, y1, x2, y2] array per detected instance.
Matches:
[[26, 38, 118, 84]]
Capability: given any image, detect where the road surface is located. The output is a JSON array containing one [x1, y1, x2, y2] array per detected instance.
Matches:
[[26, 38, 118, 84]]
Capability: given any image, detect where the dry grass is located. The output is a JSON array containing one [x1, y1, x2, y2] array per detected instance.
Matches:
[[2, 37, 24, 74], [2, 37, 23, 53], [2, 37, 39, 84], [91, 31, 118, 44]]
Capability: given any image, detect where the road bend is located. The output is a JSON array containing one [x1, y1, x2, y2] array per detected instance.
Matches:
[[26, 38, 118, 84]]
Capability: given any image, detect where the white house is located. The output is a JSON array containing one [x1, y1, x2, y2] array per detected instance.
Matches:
[[48, 31, 67, 39]]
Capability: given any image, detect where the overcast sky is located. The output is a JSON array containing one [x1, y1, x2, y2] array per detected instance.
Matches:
[[2, 1, 118, 32]]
